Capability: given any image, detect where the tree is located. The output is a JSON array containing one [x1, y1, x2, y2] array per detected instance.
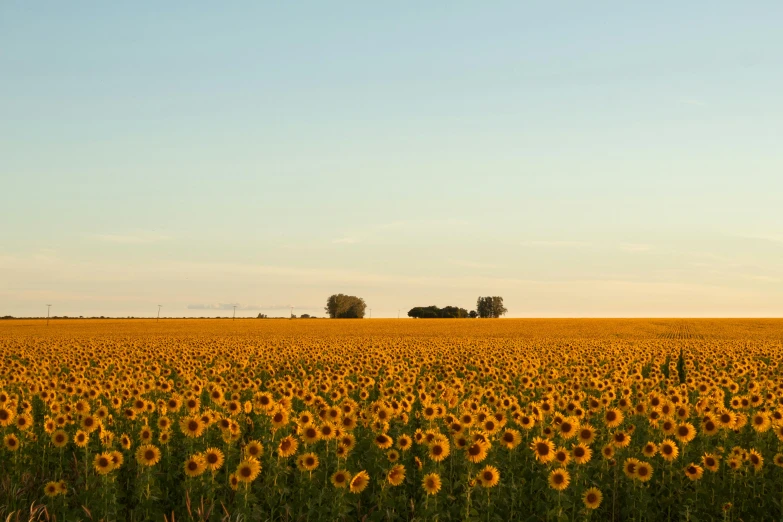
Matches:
[[408, 305, 470, 318], [476, 296, 507, 318], [325, 294, 367, 318], [468, 310, 478, 319]]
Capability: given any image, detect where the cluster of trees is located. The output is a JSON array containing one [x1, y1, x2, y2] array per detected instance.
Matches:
[[322, 294, 507, 319], [407, 306, 473, 319], [476, 296, 507, 318], [325, 294, 367, 318], [407, 297, 507, 319]]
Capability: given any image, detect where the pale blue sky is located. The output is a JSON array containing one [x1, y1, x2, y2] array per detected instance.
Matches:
[[2, 2, 782, 317]]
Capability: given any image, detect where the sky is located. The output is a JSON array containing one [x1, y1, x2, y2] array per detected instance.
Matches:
[[1, 1, 782, 318]]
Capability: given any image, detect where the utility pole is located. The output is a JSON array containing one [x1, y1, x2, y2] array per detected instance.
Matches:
[[157, 305, 162, 322], [398, 309, 400, 319], [290, 306, 294, 319], [233, 305, 236, 321], [46, 304, 51, 326]]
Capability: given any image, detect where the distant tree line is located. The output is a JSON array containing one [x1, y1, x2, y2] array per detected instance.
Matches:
[[407, 306, 473, 319]]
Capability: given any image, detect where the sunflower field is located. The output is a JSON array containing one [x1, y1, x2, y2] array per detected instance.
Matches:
[[2, 318, 783, 521]]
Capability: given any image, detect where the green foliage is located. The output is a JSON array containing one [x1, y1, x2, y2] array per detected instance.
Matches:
[[476, 297, 507, 318], [325, 294, 367, 318], [407, 306, 470, 319]]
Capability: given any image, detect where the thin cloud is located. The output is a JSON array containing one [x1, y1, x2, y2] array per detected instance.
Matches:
[[448, 259, 498, 269], [375, 219, 468, 230], [734, 234, 783, 245], [679, 98, 707, 107], [332, 237, 359, 244], [93, 232, 169, 244], [521, 240, 589, 247], [739, 274, 782, 283], [187, 303, 320, 311], [620, 243, 652, 252]]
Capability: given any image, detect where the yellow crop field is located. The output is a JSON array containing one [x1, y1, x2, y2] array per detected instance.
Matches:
[[2, 318, 783, 521]]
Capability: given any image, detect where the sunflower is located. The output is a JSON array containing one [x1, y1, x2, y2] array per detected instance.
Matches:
[[228, 473, 240, 490], [299, 452, 319, 472], [428, 440, 450, 462], [635, 461, 653, 482], [702, 453, 720, 472], [642, 442, 657, 457], [701, 417, 719, 436], [773, 453, 783, 468], [519, 414, 536, 430], [349, 470, 370, 493], [674, 423, 696, 444], [387, 464, 405, 486], [270, 408, 289, 431], [80, 415, 98, 433], [717, 410, 737, 429], [572, 443, 592, 465], [751, 412, 771, 433], [748, 449, 764, 471], [180, 416, 205, 438], [387, 449, 400, 462], [157, 416, 172, 431], [336, 445, 349, 459], [301, 425, 320, 445], [339, 433, 357, 451], [44, 482, 60, 497], [135, 444, 162, 467], [15, 413, 33, 431], [601, 444, 615, 460], [74, 430, 89, 448], [554, 447, 571, 467], [236, 458, 261, 483], [93, 452, 114, 475], [139, 425, 153, 443], [604, 408, 623, 429], [244, 440, 264, 460], [478, 465, 500, 488], [623, 458, 639, 479], [120, 434, 132, 450], [558, 417, 579, 439], [659, 439, 679, 462], [612, 431, 630, 448], [727, 457, 742, 471], [661, 419, 676, 436], [530, 437, 555, 464], [204, 447, 225, 471], [331, 469, 352, 488], [422, 472, 442, 495], [500, 428, 522, 449], [684, 463, 704, 481], [51, 429, 68, 448], [583, 487, 602, 510], [548, 469, 570, 491], [374, 433, 393, 450], [318, 422, 336, 440], [184, 454, 207, 477], [576, 425, 596, 445], [109, 450, 124, 469]]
